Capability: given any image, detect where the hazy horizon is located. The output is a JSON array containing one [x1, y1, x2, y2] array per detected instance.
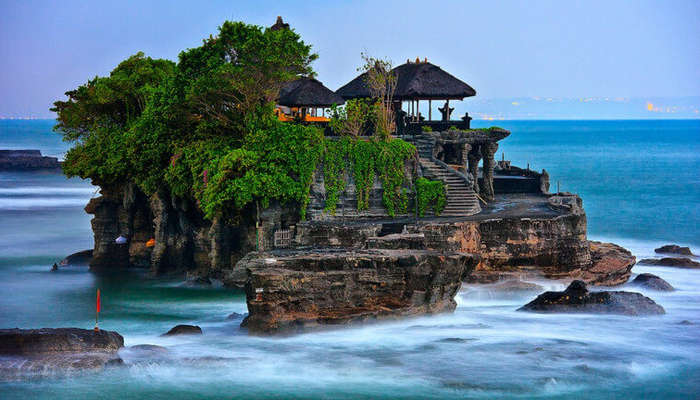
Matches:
[[1, 0, 699, 119]]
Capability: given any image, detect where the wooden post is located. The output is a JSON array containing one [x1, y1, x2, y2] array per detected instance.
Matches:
[[417, 100, 420, 121], [429, 99, 432, 121], [446, 99, 450, 120]]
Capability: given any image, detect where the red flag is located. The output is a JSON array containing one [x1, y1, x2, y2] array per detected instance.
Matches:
[[96, 289, 101, 313]]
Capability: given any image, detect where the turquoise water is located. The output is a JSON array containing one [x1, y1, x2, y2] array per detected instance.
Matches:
[[0, 119, 699, 399]]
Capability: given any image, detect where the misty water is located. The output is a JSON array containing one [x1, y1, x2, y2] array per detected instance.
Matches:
[[0, 120, 699, 399]]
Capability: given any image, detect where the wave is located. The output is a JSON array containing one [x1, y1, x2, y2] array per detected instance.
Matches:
[[0, 197, 88, 210], [0, 186, 96, 195]]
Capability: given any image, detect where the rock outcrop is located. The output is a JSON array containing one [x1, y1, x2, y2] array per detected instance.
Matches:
[[637, 257, 700, 268], [631, 273, 675, 291], [161, 325, 202, 336], [517, 280, 665, 316], [241, 248, 478, 333], [0, 328, 124, 378], [654, 244, 694, 256], [581, 241, 635, 286], [0, 150, 60, 171]]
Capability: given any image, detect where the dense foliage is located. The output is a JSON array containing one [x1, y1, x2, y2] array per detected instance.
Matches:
[[322, 137, 415, 217], [415, 178, 446, 217], [53, 20, 442, 221]]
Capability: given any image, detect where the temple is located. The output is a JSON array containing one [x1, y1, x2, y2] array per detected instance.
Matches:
[[270, 17, 548, 219]]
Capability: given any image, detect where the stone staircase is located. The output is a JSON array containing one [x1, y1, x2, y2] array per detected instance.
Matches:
[[408, 134, 481, 217]]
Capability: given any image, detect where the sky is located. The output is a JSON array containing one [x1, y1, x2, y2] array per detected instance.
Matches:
[[0, 0, 699, 118]]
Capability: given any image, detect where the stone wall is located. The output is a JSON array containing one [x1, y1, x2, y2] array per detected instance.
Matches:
[[305, 157, 417, 221]]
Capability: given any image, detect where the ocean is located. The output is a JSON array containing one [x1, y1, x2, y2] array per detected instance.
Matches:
[[0, 119, 698, 399]]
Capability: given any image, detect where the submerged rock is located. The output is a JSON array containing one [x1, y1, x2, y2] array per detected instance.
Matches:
[[489, 280, 544, 293], [161, 324, 202, 336], [241, 248, 478, 334], [517, 280, 665, 316], [0, 328, 124, 378], [581, 241, 635, 286], [637, 257, 700, 268], [654, 244, 693, 256], [631, 273, 674, 291]]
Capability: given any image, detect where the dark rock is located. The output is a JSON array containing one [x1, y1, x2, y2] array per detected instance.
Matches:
[[517, 280, 665, 316], [227, 312, 245, 320], [50, 263, 58, 271], [0, 150, 60, 171], [678, 320, 694, 325], [0, 328, 124, 378], [0, 328, 123, 355], [581, 241, 635, 286], [631, 273, 674, 291], [161, 324, 202, 336], [637, 257, 700, 268], [654, 244, 693, 256], [241, 248, 478, 334], [60, 249, 93, 266]]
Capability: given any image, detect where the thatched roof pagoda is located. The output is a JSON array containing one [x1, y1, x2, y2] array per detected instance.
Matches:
[[336, 60, 476, 101], [278, 77, 345, 107]]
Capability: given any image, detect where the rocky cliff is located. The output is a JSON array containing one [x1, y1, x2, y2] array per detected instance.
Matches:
[[85, 184, 261, 278]]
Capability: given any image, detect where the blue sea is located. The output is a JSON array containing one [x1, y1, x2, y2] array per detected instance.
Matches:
[[0, 119, 699, 399]]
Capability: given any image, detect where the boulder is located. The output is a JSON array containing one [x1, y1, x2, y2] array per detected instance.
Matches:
[[60, 249, 93, 266], [631, 273, 674, 291], [161, 324, 202, 336], [654, 244, 693, 256], [0, 328, 124, 378], [637, 257, 700, 268], [517, 280, 665, 316], [241, 248, 478, 334], [581, 241, 635, 286]]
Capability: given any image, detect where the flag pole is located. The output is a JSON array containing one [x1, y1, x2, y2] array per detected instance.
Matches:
[[94, 288, 100, 332]]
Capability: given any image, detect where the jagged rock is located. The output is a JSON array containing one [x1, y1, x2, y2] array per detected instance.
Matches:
[[60, 249, 93, 266], [161, 324, 202, 336], [581, 241, 635, 286], [241, 248, 478, 334], [517, 280, 665, 316], [654, 244, 693, 256], [637, 257, 700, 268], [631, 273, 674, 291], [226, 312, 245, 320], [0, 328, 124, 378], [365, 233, 426, 250]]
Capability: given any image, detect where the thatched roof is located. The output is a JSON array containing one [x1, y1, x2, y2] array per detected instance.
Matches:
[[336, 61, 476, 101], [278, 78, 345, 107], [269, 16, 290, 31]]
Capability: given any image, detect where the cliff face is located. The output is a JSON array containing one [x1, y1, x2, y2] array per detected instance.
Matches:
[[85, 184, 258, 278]]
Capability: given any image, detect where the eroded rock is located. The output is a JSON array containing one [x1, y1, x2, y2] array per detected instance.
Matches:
[[241, 248, 478, 334], [517, 280, 665, 316], [581, 241, 635, 286], [637, 257, 700, 268], [0, 328, 124, 379], [654, 244, 693, 256]]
